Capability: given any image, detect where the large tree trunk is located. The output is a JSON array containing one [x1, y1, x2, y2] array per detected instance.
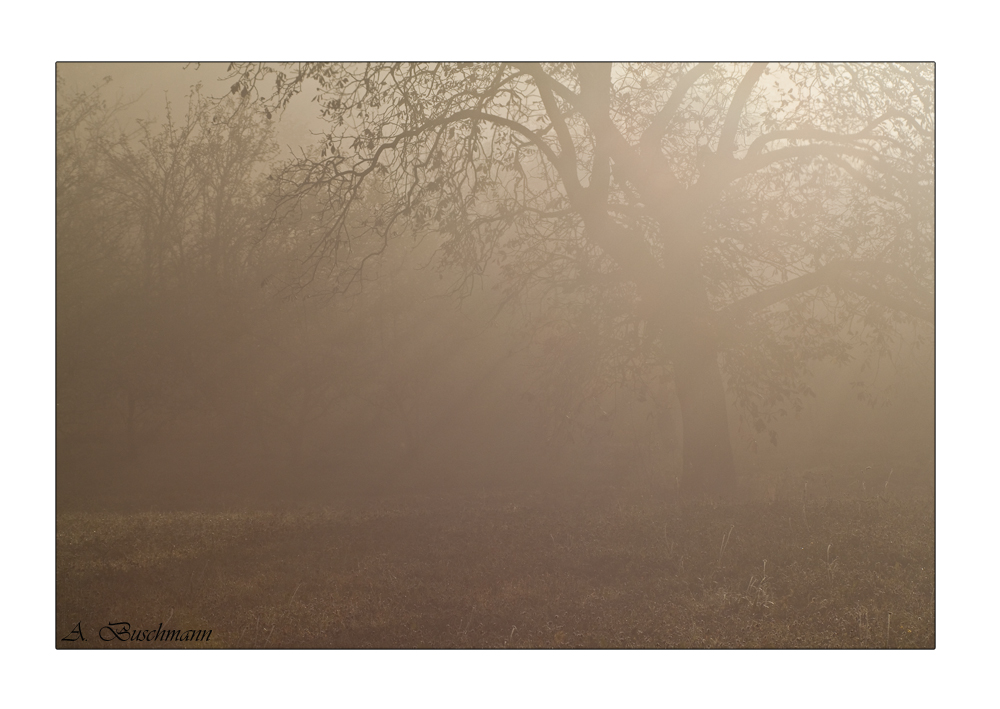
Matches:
[[658, 239, 737, 496], [124, 388, 139, 461], [671, 330, 736, 496]]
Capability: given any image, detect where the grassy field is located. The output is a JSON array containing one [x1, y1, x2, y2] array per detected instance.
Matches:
[[56, 478, 934, 649]]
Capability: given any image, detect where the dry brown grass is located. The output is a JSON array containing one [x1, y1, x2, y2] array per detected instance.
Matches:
[[57, 483, 933, 649]]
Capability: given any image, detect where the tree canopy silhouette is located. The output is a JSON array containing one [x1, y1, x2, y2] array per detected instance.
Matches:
[[228, 62, 934, 495]]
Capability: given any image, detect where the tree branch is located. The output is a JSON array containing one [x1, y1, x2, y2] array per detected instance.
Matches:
[[721, 265, 839, 326], [719, 259, 933, 332], [521, 63, 580, 179], [745, 109, 926, 159], [516, 63, 649, 192], [836, 273, 933, 322], [576, 63, 613, 203], [639, 63, 713, 158], [512, 63, 579, 107], [719, 63, 767, 157], [342, 108, 564, 184], [730, 142, 876, 181]]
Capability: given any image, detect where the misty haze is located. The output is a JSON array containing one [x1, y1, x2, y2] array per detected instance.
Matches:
[[56, 62, 934, 649]]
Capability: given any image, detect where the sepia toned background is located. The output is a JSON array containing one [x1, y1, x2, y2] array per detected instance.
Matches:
[[50, 54, 944, 695]]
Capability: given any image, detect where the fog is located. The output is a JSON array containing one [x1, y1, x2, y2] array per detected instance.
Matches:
[[56, 63, 934, 650], [56, 62, 933, 507]]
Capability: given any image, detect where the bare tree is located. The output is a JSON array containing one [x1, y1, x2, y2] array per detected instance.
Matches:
[[57, 78, 287, 467], [226, 62, 933, 495]]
